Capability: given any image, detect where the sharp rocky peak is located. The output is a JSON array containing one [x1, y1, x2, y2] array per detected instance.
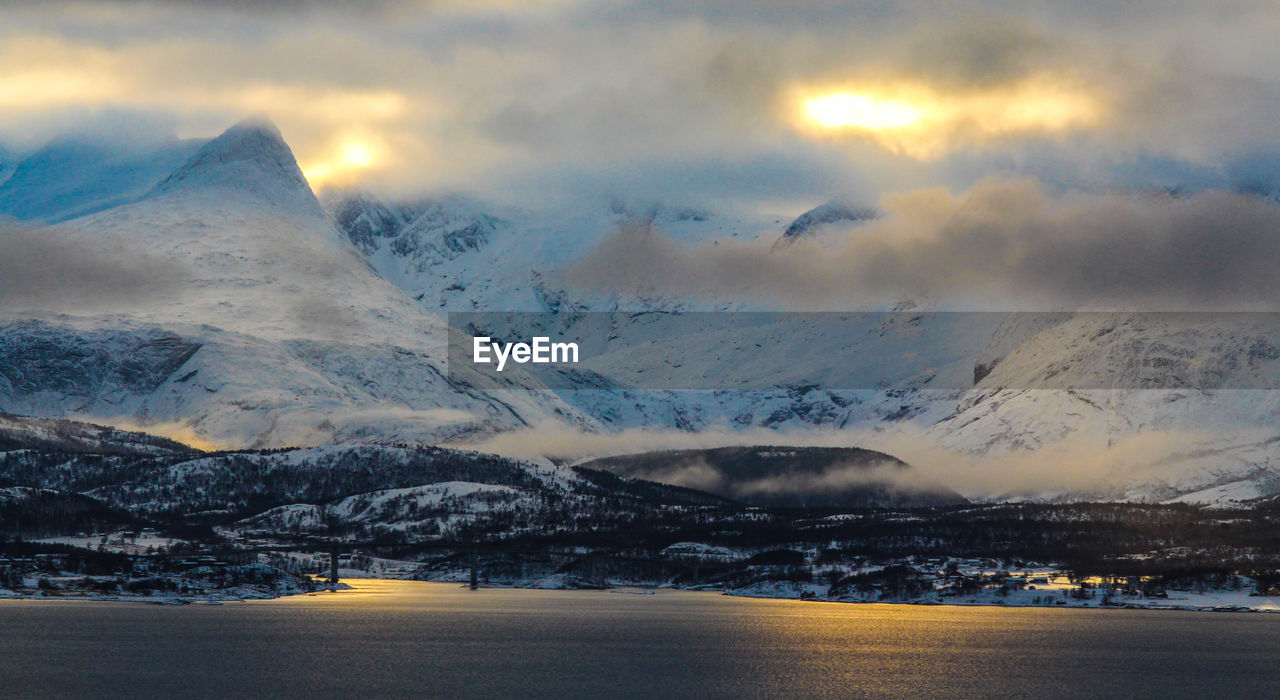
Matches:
[[150, 118, 317, 206]]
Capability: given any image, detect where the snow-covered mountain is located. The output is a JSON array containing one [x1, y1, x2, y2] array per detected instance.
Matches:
[[929, 313, 1280, 502], [5, 119, 1280, 505], [0, 119, 588, 448], [0, 410, 194, 456], [323, 185, 1280, 504], [322, 189, 776, 312], [0, 134, 202, 223]]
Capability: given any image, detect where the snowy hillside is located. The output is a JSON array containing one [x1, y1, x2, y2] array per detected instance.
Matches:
[[929, 313, 1280, 502], [0, 119, 589, 448], [0, 422, 740, 543], [0, 134, 202, 223], [0, 411, 194, 455]]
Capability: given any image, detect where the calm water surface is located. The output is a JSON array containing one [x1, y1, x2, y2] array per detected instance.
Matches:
[[1, 579, 1277, 698]]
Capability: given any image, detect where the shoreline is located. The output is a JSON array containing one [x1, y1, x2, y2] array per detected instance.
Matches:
[[5, 575, 1279, 615], [363, 576, 1280, 615], [721, 588, 1279, 614]]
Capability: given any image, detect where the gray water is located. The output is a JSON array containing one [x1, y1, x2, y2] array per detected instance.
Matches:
[[1, 579, 1277, 699]]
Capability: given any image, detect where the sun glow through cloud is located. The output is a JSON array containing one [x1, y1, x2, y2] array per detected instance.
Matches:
[[793, 77, 1103, 158], [804, 93, 922, 130], [302, 135, 384, 189]]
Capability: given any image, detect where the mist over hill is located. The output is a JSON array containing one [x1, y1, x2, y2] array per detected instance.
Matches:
[[577, 446, 965, 508]]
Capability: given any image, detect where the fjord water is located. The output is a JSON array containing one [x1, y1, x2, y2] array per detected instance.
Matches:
[[2, 580, 1276, 698]]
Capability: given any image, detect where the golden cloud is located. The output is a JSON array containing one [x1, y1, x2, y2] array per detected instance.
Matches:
[[0, 34, 423, 187], [789, 74, 1105, 158]]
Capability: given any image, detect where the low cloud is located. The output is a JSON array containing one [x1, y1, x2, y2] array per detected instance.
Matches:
[[732, 462, 916, 498], [0, 221, 189, 313], [563, 180, 1280, 310], [626, 459, 727, 493], [860, 425, 1237, 499], [289, 298, 366, 338], [452, 418, 1263, 501], [93, 418, 226, 452]]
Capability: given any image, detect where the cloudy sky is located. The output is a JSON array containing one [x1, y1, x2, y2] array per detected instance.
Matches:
[[2, 0, 1278, 212]]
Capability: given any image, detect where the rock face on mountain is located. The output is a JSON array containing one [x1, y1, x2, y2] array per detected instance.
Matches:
[[327, 190, 419, 254], [0, 322, 199, 409], [326, 190, 498, 261]]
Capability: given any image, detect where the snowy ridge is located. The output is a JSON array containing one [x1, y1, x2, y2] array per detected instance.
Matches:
[[774, 201, 878, 247], [151, 118, 318, 212], [0, 431, 739, 545], [0, 135, 202, 223]]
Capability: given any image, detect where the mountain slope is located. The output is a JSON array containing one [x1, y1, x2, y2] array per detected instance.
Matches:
[[0, 119, 588, 448], [323, 190, 776, 312], [5, 121, 1280, 505], [0, 135, 202, 223]]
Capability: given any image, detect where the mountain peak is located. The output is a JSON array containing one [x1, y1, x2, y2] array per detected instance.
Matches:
[[150, 118, 316, 207], [774, 201, 878, 248]]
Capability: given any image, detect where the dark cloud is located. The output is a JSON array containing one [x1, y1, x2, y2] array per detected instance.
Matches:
[[6, 0, 404, 10], [900, 18, 1059, 88], [489, 148, 882, 211], [1226, 150, 1280, 196], [4, 0, 1280, 207], [563, 180, 1280, 310]]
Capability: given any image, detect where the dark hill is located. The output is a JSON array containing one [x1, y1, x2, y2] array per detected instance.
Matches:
[[576, 445, 966, 508]]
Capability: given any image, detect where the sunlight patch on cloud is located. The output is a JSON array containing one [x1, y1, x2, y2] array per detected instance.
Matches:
[[803, 92, 922, 130], [0, 34, 422, 187], [90, 418, 227, 452], [299, 130, 390, 188], [0, 38, 129, 112], [789, 75, 1104, 158]]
